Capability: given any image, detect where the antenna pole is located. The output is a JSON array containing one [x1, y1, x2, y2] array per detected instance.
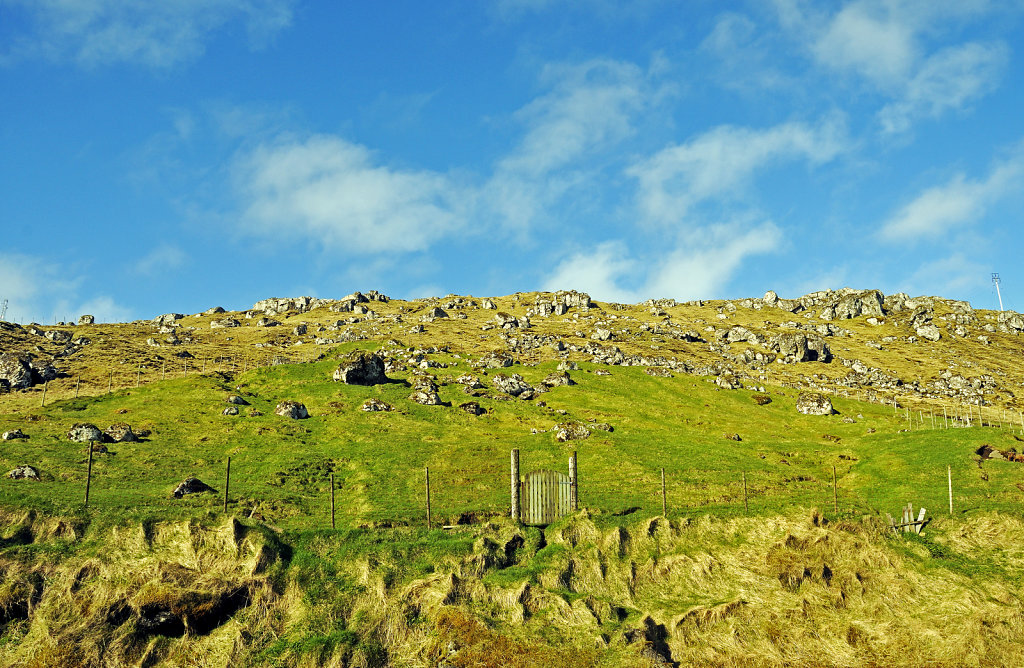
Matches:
[[992, 273, 1004, 312]]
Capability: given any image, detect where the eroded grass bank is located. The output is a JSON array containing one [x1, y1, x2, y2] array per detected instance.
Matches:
[[2, 507, 1023, 667]]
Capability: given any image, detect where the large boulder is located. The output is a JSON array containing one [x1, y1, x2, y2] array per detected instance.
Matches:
[[835, 290, 885, 319], [67, 423, 103, 443], [274, 401, 309, 419], [542, 372, 575, 387], [796, 392, 835, 416], [773, 333, 831, 363], [78, 314, 95, 325], [333, 351, 388, 385], [0, 354, 33, 389], [409, 389, 443, 406], [2, 429, 27, 441], [915, 323, 941, 342]]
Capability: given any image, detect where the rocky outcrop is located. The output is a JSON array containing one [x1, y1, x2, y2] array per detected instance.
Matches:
[[334, 352, 388, 385], [78, 315, 95, 325], [211, 318, 240, 329], [8, 465, 40, 481], [772, 333, 831, 363], [0, 353, 33, 389], [104, 423, 137, 443], [492, 373, 533, 397], [554, 422, 591, 442]]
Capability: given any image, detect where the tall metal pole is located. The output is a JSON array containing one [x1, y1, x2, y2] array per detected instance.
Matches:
[[993, 273, 1004, 312]]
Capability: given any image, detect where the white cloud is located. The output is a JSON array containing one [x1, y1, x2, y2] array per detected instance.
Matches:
[[878, 145, 1024, 243], [877, 41, 1007, 134], [134, 243, 187, 275], [775, 0, 1008, 132], [0, 252, 133, 324], [903, 253, 988, 298], [485, 59, 658, 233], [542, 222, 782, 303], [627, 117, 847, 225], [1, 0, 294, 68], [233, 134, 472, 253]]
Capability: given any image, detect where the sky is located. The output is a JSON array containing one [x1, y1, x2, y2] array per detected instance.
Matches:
[[1, 0, 1023, 324]]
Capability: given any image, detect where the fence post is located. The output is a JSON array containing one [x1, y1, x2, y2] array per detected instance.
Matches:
[[330, 472, 336, 529], [75, 376, 80, 398], [948, 466, 953, 515], [511, 449, 520, 521], [85, 442, 94, 506], [742, 472, 748, 514], [661, 467, 667, 517], [832, 465, 838, 514], [569, 451, 578, 512], [223, 457, 231, 513], [425, 467, 432, 529], [40, 380, 47, 407]]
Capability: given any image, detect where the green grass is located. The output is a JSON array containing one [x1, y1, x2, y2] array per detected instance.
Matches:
[[1, 339, 1023, 532]]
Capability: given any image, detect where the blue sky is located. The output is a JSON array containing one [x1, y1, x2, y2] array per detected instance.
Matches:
[[2, 0, 1023, 323]]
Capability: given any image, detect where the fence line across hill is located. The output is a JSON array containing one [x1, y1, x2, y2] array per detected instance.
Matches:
[[2, 431, 1012, 531]]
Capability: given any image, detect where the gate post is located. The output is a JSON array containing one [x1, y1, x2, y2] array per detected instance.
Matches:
[[511, 449, 520, 521], [569, 451, 578, 511]]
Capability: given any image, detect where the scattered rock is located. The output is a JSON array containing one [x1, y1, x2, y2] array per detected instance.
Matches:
[[7, 465, 40, 481], [67, 423, 103, 443], [716, 375, 741, 390], [480, 352, 514, 368], [593, 328, 613, 341], [409, 389, 443, 406], [172, 477, 215, 498], [104, 423, 137, 443], [724, 433, 742, 441], [554, 422, 591, 442], [542, 371, 575, 387], [333, 351, 388, 385], [492, 373, 533, 397], [455, 374, 484, 389], [78, 315, 95, 325], [361, 398, 393, 412], [2, 429, 27, 440], [293, 324, 307, 336], [481, 298, 497, 310], [459, 401, 485, 416], [223, 406, 239, 416], [915, 323, 941, 342], [226, 395, 249, 405], [796, 392, 835, 416], [210, 318, 240, 329], [274, 401, 309, 419], [644, 367, 673, 378]]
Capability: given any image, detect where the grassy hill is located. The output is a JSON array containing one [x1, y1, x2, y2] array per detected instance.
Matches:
[[2, 288, 1024, 666]]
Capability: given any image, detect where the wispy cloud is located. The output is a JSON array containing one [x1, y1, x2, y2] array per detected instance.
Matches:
[[877, 41, 1007, 134], [0, 252, 133, 324], [0, 0, 294, 68], [134, 244, 187, 275], [233, 134, 473, 253], [878, 143, 1024, 243], [774, 0, 1009, 133], [627, 116, 847, 225], [542, 221, 782, 302]]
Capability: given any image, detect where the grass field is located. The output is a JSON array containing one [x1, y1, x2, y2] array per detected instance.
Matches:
[[3, 291, 1024, 666]]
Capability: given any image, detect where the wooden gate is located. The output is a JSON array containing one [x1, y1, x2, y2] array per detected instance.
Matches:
[[520, 469, 572, 525]]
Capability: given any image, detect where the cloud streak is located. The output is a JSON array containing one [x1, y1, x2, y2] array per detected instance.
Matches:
[[1, 0, 294, 68], [627, 117, 847, 225], [878, 143, 1024, 243]]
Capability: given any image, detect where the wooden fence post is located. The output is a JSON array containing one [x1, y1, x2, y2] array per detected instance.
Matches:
[[832, 465, 838, 514], [425, 467, 432, 529], [223, 457, 231, 513], [569, 451, 578, 512], [511, 449, 520, 521], [75, 376, 80, 398], [85, 442, 94, 507], [742, 472, 748, 514], [661, 467, 667, 517], [330, 472, 336, 530], [40, 380, 47, 407], [136, 364, 142, 388], [948, 466, 953, 516]]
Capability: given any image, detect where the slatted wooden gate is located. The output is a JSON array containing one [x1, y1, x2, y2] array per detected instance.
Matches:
[[520, 469, 572, 525]]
